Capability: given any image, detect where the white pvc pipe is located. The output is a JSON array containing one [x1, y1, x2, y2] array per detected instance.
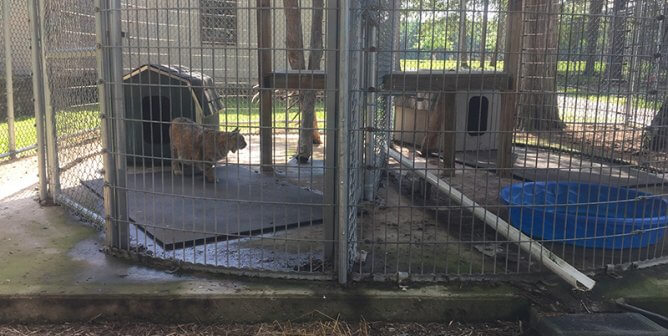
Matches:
[[387, 147, 596, 290]]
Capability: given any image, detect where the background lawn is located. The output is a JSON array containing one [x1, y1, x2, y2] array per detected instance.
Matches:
[[1, 63, 659, 158], [0, 98, 326, 156]]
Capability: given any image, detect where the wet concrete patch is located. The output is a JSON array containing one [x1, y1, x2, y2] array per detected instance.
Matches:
[[67, 236, 187, 284]]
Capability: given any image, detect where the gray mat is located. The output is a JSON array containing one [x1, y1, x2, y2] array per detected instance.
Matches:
[[455, 147, 666, 188], [82, 165, 323, 250]]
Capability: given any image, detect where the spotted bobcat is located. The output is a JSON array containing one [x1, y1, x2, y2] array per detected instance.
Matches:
[[169, 117, 247, 182]]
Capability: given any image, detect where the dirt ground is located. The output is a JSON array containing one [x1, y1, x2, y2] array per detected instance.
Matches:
[[0, 156, 39, 201], [0, 320, 523, 336]]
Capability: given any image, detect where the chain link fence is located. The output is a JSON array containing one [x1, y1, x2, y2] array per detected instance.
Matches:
[[40, 0, 104, 224], [0, 1, 38, 160]]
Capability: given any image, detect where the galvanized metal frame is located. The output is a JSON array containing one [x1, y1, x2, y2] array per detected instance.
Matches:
[[96, 0, 120, 246], [363, 22, 378, 201], [3, 0, 15, 160], [38, 0, 60, 199], [324, 0, 340, 265], [337, 0, 352, 285], [21, 0, 668, 289], [109, 0, 129, 249], [28, 0, 47, 202], [93, 0, 129, 249]]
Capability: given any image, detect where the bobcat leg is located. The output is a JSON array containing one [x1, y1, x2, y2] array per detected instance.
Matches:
[[203, 164, 217, 183], [419, 94, 445, 158], [171, 146, 182, 175], [312, 118, 322, 145]]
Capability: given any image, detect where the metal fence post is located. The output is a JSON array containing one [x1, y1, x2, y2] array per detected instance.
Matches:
[[109, 0, 129, 249], [3, 0, 16, 159], [256, 0, 273, 173], [38, 0, 60, 199], [28, 0, 47, 201], [363, 23, 378, 201], [95, 0, 119, 248], [324, 0, 339, 268], [337, 0, 351, 285]]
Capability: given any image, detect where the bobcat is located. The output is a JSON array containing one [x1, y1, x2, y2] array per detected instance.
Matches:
[[169, 117, 247, 183]]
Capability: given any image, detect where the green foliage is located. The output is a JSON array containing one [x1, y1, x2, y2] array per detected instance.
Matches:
[[401, 59, 504, 70], [218, 98, 326, 133], [0, 98, 325, 156], [400, 0, 500, 62]]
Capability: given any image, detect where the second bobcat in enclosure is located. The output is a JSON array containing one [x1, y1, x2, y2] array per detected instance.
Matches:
[[170, 117, 247, 182]]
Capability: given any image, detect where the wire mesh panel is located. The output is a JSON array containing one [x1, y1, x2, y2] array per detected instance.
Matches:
[[513, 0, 668, 271], [361, 0, 398, 201], [349, 0, 668, 284], [40, 0, 104, 223], [98, 0, 338, 278], [25, 0, 668, 285], [0, 1, 39, 160]]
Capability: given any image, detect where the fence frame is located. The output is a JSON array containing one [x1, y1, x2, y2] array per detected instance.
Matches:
[[28, 0, 47, 201], [24, 0, 668, 290], [324, 0, 341, 275], [336, 0, 352, 285], [38, 0, 61, 199], [3, 0, 15, 160]]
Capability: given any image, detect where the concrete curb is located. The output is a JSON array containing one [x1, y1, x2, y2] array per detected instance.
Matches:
[[622, 297, 668, 319], [0, 293, 530, 323]]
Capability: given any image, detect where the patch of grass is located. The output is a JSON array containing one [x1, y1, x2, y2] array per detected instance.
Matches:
[[0, 99, 327, 156], [555, 60, 606, 74], [0, 117, 38, 154], [400, 59, 505, 71], [513, 135, 581, 154], [560, 87, 661, 111], [219, 97, 326, 133], [400, 59, 608, 74], [0, 110, 100, 155]]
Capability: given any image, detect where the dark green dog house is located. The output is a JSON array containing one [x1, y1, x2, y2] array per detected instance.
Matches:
[[123, 64, 221, 164]]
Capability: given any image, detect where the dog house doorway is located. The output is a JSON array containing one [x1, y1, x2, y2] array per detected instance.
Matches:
[[142, 95, 171, 146], [467, 96, 489, 136]]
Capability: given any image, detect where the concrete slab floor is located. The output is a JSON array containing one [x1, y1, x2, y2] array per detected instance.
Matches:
[[589, 264, 668, 318], [0, 190, 528, 323]]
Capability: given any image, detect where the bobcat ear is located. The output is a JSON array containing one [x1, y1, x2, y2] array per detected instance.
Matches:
[[232, 127, 239, 133]]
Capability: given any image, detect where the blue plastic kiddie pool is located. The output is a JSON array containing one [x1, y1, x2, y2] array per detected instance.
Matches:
[[499, 182, 668, 249]]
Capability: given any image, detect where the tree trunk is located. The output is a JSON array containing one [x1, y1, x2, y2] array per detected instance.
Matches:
[[393, 0, 402, 71], [284, 0, 323, 162], [490, 0, 505, 68], [647, 13, 668, 152], [606, 0, 627, 81], [480, 0, 490, 68], [458, 0, 470, 68], [661, 3, 668, 69], [284, 0, 306, 69], [295, 0, 324, 162], [647, 98, 668, 151], [583, 0, 603, 76], [518, 0, 565, 131]]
